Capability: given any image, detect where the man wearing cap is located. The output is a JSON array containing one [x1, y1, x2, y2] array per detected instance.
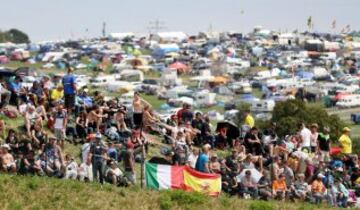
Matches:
[[43, 137, 64, 175], [339, 127, 352, 155], [81, 133, 95, 163], [62, 66, 77, 116], [195, 144, 211, 173], [88, 133, 107, 184], [53, 104, 68, 149], [318, 127, 331, 162]]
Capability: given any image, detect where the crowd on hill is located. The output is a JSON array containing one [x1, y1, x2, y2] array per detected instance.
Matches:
[[0, 67, 359, 208]]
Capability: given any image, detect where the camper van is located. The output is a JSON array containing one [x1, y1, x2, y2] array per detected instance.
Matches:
[[251, 100, 275, 112], [336, 95, 360, 108], [163, 86, 192, 100], [90, 75, 116, 87], [115, 70, 144, 83], [229, 81, 252, 94], [160, 69, 182, 87], [193, 90, 217, 107]]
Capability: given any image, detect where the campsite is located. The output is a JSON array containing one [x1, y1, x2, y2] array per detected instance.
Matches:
[[1, 0, 360, 210]]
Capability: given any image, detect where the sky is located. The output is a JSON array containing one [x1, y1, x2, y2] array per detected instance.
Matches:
[[1, 0, 359, 42]]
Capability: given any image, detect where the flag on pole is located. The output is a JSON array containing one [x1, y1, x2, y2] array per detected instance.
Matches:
[[145, 163, 184, 190], [145, 163, 222, 196], [183, 166, 222, 196]]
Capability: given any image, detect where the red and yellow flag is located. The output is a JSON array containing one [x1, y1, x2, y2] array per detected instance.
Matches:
[[183, 166, 221, 197]]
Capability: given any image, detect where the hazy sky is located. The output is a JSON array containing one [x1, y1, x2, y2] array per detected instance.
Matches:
[[1, 0, 359, 42]]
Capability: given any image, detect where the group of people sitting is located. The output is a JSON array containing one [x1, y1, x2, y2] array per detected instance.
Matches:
[[0, 67, 153, 186], [160, 109, 359, 208], [0, 67, 359, 208]]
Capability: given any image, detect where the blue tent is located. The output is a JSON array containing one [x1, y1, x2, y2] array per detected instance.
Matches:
[[152, 45, 180, 58], [296, 70, 314, 79]]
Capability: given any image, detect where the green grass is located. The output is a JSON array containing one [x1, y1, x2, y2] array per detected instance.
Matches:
[[141, 94, 165, 110], [0, 174, 349, 210]]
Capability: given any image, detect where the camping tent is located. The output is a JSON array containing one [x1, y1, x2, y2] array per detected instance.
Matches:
[[169, 62, 189, 74], [152, 44, 180, 58]]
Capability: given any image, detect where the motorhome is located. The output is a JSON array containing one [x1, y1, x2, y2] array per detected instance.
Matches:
[[336, 94, 360, 108], [251, 100, 275, 112], [90, 75, 116, 87], [160, 69, 182, 87], [115, 70, 144, 83], [229, 81, 252, 94], [193, 90, 217, 107]]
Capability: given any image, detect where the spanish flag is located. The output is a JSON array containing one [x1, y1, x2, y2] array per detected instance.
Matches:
[[183, 166, 221, 197]]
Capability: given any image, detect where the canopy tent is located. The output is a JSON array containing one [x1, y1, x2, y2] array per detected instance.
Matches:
[[169, 61, 190, 74]]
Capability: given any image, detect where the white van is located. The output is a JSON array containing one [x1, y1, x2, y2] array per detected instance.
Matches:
[[90, 75, 116, 87], [251, 100, 275, 112]]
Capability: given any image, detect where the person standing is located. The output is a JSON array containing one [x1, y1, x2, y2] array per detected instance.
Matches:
[[62, 67, 77, 117], [132, 92, 150, 128], [195, 144, 211, 173], [310, 123, 319, 154], [317, 127, 331, 162], [339, 127, 352, 155], [53, 104, 67, 149], [88, 133, 107, 184], [298, 123, 311, 153], [244, 110, 255, 129], [123, 141, 136, 185]]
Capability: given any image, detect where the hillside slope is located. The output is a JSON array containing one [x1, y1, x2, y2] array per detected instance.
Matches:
[[0, 174, 348, 210]]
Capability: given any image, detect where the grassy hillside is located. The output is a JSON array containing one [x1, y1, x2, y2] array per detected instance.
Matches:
[[0, 174, 348, 210]]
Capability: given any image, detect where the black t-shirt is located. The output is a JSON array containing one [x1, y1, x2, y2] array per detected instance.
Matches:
[[192, 119, 203, 131], [244, 133, 257, 146], [201, 122, 211, 136], [225, 156, 238, 172], [90, 143, 106, 161], [182, 110, 194, 123], [318, 133, 330, 151]]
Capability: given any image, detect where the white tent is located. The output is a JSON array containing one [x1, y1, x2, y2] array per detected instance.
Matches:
[[154, 32, 188, 42], [109, 32, 135, 40]]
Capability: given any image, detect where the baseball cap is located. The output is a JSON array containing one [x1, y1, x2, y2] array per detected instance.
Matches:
[[343, 127, 351, 132], [95, 132, 102, 139]]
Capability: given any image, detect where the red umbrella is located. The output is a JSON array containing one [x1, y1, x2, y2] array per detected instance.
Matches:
[[169, 61, 189, 74]]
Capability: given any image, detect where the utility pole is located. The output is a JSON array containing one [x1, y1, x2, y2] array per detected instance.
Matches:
[[147, 19, 166, 34], [102, 22, 106, 38]]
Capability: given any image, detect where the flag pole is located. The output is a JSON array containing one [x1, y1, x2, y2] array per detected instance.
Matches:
[[140, 120, 145, 189]]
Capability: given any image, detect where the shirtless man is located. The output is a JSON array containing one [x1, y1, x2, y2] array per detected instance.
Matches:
[[132, 92, 150, 127], [86, 105, 106, 132], [1, 144, 16, 173], [115, 108, 128, 132]]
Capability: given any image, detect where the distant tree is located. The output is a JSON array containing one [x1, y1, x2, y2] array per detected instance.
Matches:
[[7, 29, 30, 43], [271, 100, 345, 139], [0, 28, 30, 43]]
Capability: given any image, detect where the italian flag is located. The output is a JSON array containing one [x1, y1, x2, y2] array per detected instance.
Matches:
[[145, 162, 184, 190]]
